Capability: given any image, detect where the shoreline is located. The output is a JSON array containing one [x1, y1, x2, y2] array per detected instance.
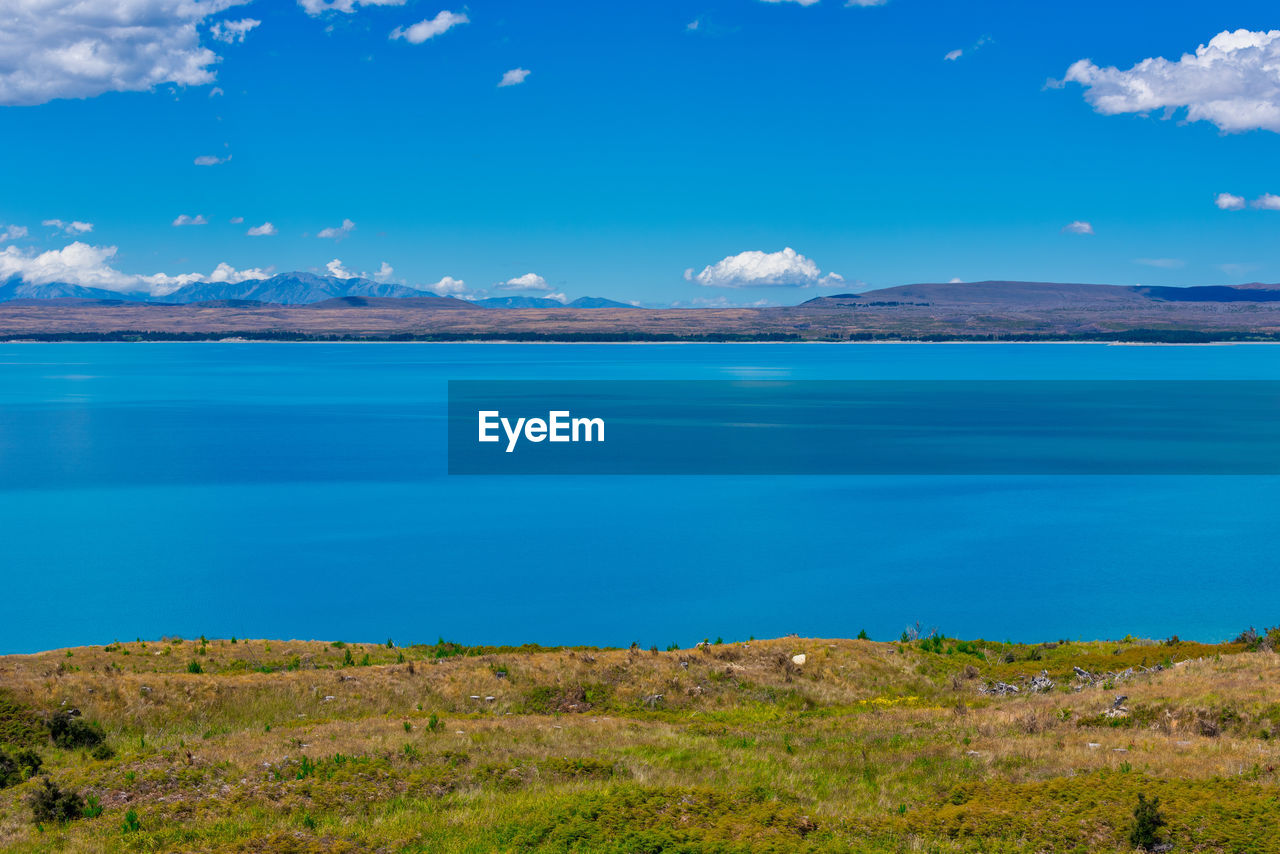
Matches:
[[2, 337, 1272, 346], [0, 629, 1248, 657]]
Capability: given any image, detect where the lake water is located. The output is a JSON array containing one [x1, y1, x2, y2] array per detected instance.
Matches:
[[2, 342, 1278, 653]]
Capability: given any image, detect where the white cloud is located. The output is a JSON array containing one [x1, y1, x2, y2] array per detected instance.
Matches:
[[685, 247, 843, 288], [1215, 192, 1280, 210], [0, 242, 131, 289], [1216, 192, 1247, 210], [0, 224, 28, 242], [390, 11, 468, 44], [299, 0, 405, 15], [317, 218, 356, 240], [43, 219, 93, 235], [210, 18, 261, 44], [760, 0, 820, 5], [230, 216, 244, 224], [1062, 30, 1280, 134], [209, 86, 224, 97], [1062, 220, 1094, 235], [545, 292, 568, 303], [172, 214, 208, 226], [247, 222, 277, 236], [194, 154, 232, 166], [326, 259, 398, 282], [687, 19, 700, 31], [845, 0, 888, 5], [498, 68, 531, 87], [0, 241, 266, 295], [0, 0, 251, 106], [1135, 258, 1186, 269], [326, 259, 356, 279], [498, 272, 551, 291], [944, 35, 989, 62], [206, 262, 269, 284], [420, 275, 469, 296], [948, 277, 964, 283]]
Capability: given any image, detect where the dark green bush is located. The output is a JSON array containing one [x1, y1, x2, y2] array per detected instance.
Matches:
[[919, 635, 945, 654], [1128, 793, 1167, 850], [0, 748, 42, 787], [47, 711, 103, 749], [28, 779, 84, 824]]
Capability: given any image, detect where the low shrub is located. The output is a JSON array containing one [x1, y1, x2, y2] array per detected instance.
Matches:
[[494, 785, 819, 851], [1129, 793, 1167, 850], [0, 748, 42, 787], [46, 711, 103, 750], [28, 779, 84, 824], [520, 684, 611, 714], [0, 690, 44, 748]]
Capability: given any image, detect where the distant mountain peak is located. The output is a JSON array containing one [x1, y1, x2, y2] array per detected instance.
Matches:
[[155, 272, 439, 304]]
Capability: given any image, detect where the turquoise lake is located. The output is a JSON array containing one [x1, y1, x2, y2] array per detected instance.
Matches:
[[2, 342, 1279, 653]]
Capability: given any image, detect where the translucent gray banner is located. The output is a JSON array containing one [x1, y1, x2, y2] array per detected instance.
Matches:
[[448, 380, 1280, 475]]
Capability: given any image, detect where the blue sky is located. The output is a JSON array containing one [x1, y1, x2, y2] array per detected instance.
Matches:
[[0, 0, 1279, 304]]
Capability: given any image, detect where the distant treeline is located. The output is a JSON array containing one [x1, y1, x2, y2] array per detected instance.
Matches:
[[5, 328, 1280, 343], [843, 329, 1280, 343], [1, 330, 807, 343], [835, 301, 933, 308]]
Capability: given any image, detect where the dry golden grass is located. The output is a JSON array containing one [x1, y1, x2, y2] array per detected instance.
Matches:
[[1, 634, 1278, 852]]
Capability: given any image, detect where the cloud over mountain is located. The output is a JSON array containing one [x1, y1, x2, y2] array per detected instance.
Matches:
[[497, 273, 551, 291], [685, 247, 843, 288], [0, 241, 265, 295]]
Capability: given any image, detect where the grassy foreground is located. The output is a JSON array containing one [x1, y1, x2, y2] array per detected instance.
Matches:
[[1, 633, 1278, 853]]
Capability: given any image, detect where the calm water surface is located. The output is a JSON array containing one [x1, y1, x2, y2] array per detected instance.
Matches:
[[1, 343, 1277, 652]]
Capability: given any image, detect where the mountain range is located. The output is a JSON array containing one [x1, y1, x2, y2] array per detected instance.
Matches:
[[6, 276, 1280, 315], [0, 273, 634, 308], [10, 278, 1280, 341]]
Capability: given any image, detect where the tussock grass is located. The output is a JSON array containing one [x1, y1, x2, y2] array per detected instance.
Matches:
[[0, 634, 1276, 852]]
